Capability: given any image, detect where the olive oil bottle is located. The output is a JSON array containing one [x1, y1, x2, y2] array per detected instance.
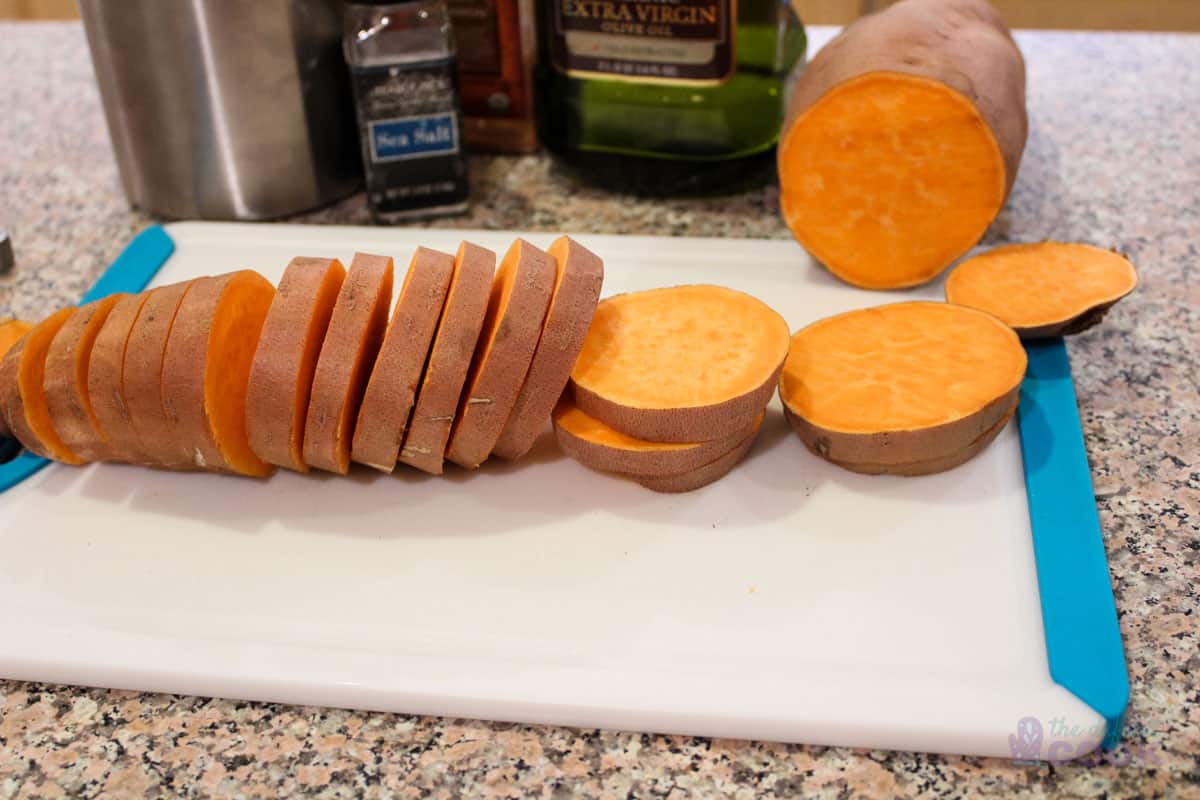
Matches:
[[535, 0, 806, 195]]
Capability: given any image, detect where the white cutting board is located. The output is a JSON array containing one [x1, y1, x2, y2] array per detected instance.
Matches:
[[0, 222, 1103, 759]]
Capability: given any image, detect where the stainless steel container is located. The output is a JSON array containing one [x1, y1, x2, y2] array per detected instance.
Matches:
[[80, 0, 362, 220]]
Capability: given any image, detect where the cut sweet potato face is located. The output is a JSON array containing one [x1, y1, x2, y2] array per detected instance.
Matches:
[[246, 257, 346, 472], [124, 280, 197, 467], [636, 423, 762, 493], [781, 73, 1007, 289], [446, 239, 555, 469], [571, 285, 790, 443], [352, 247, 454, 472], [161, 271, 276, 475], [493, 236, 605, 461], [553, 396, 760, 477], [302, 253, 393, 474], [0, 307, 85, 463], [945, 242, 1138, 339], [779, 301, 1026, 470], [400, 242, 495, 475], [42, 295, 124, 461], [86, 292, 153, 464]]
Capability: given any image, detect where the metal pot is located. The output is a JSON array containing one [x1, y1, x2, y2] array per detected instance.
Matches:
[[80, 0, 362, 220]]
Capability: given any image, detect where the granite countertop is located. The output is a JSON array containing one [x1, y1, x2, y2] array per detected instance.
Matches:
[[1, 21, 1197, 799]]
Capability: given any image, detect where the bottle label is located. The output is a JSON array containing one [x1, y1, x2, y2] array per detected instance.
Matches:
[[549, 0, 735, 83], [349, 59, 469, 215]]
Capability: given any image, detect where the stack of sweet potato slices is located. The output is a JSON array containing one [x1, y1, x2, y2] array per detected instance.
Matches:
[[0, 237, 604, 477], [556, 285, 790, 492]]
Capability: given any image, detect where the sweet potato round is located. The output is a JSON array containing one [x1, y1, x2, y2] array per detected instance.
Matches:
[[945, 242, 1138, 339], [400, 242, 495, 475], [778, 301, 1026, 468], [86, 292, 154, 464], [246, 257, 346, 472], [352, 247, 454, 472], [493, 236, 605, 461], [446, 239, 556, 469], [570, 285, 790, 443], [778, 0, 1026, 289], [0, 308, 85, 464], [302, 253, 394, 475], [42, 294, 124, 462], [161, 271, 277, 475], [635, 425, 761, 494], [124, 280, 197, 467], [553, 396, 759, 477], [0, 319, 32, 438]]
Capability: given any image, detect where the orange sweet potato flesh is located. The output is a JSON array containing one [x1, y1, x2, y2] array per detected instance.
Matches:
[[0, 308, 85, 463], [779, 0, 1026, 289], [400, 242, 495, 475], [570, 285, 790, 443], [302, 253, 393, 474], [945, 242, 1138, 339], [86, 292, 153, 464], [0, 319, 33, 438], [246, 257, 346, 472], [124, 280, 198, 467], [42, 295, 124, 461], [493, 236, 605, 461], [352, 247, 454, 472], [446, 239, 555, 469], [553, 396, 761, 478], [779, 301, 1026, 468], [161, 271, 277, 475]]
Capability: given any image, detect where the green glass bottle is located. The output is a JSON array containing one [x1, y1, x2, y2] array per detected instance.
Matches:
[[535, 0, 806, 195]]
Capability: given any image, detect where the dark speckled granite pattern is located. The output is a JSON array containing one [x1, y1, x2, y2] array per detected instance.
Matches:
[[1, 21, 1198, 800]]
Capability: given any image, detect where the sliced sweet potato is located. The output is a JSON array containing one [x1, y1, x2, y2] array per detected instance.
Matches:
[[161, 271, 276, 475], [493, 236, 605, 461], [944, 242, 1138, 339], [124, 280, 198, 467], [570, 285, 790, 443], [636, 425, 761, 494], [446, 239, 556, 469], [302, 253, 393, 474], [351, 247, 454, 472], [553, 395, 760, 477], [42, 295, 124, 461], [778, 0, 1026, 289], [400, 242, 495, 475], [86, 292, 153, 464], [246, 257, 346, 472], [0, 308, 85, 463], [0, 319, 33, 438], [778, 301, 1026, 470], [799, 399, 1018, 477]]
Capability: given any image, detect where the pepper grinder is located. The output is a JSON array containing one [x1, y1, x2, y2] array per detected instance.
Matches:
[[0, 230, 13, 274]]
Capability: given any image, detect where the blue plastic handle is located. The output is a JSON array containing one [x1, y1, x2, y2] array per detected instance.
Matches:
[[0, 225, 175, 493], [1018, 338, 1130, 749]]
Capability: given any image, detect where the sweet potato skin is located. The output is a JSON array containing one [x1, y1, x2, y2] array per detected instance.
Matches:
[[352, 247, 454, 472], [124, 281, 197, 468], [246, 257, 346, 472], [0, 320, 33, 438], [43, 295, 123, 462], [86, 292, 153, 464], [635, 426, 760, 493], [400, 242, 495, 475], [446, 239, 556, 469], [493, 236, 605, 461], [302, 253, 393, 475], [784, 0, 1026, 192], [161, 271, 277, 475]]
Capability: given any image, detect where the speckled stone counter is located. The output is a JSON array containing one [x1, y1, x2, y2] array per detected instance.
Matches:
[[1, 21, 1197, 799]]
